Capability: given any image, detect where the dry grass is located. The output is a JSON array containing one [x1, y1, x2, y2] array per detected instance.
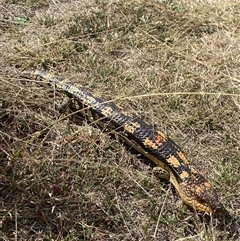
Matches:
[[1, 0, 240, 240]]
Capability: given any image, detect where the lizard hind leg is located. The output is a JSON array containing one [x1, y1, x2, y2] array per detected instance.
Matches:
[[153, 166, 170, 181]]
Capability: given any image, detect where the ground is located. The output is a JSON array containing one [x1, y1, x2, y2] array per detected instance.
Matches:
[[0, 0, 240, 240]]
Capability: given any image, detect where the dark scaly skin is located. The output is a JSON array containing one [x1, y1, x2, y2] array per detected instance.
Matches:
[[22, 70, 225, 215]]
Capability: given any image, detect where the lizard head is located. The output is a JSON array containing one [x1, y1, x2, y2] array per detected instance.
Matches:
[[179, 170, 224, 214]]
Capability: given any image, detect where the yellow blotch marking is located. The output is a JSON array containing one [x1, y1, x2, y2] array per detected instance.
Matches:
[[204, 181, 212, 189], [195, 185, 204, 195], [167, 155, 181, 168], [143, 138, 158, 150], [190, 167, 199, 174], [155, 133, 166, 146], [124, 121, 141, 134], [177, 151, 190, 164], [179, 170, 190, 180], [124, 123, 136, 134], [132, 122, 141, 128], [101, 106, 113, 117], [195, 182, 212, 196]]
